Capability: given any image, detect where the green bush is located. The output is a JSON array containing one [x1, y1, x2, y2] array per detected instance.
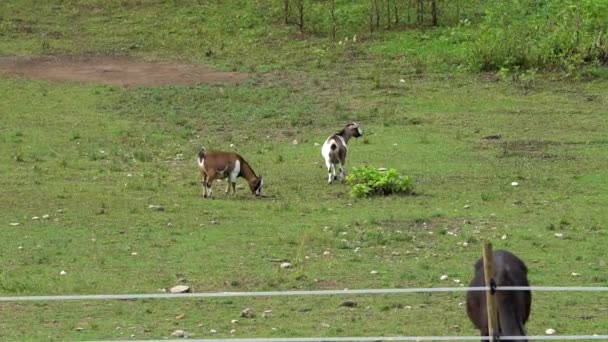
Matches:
[[346, 167, 414, 198]]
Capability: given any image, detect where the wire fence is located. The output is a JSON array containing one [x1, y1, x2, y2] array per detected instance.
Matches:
[[1, 286, 607, 302], [4, 286, 607, 341]]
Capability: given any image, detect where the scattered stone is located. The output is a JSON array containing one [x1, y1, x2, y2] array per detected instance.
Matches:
[[545, 328, 556, 335], [554, 233, 564, 238], [321, 323, 330, 328], [453, 279, 461, 284], [464, 204, 471, 209], [171, 329, 189, 338], [399, 79, 406, 83], [230, 329, 236, 334], [131, 252, 138, 256], [170, 285, 191, 293], [511, 181, 519, 186], [354, 247, 360, 253], [391, 251, 400, 256], [571, 272, 581, 277], [262, 310, 272, 318], [404, 305, 412, 310], [370, 270, 379, 275], [230, 143, 235, 148], [463, 220, 472, 224], [209, 329, 217, 334], [210, 220, 219, 225], [148, 205, 164, 211], [175, 314, 185, 319], [501, 234, 508, 240], [458, 302, 464, 306], [323, 251, 330, 256], [42, 214, 50, 219], [75, 327, 84, 331], [440, 275, 449, 281], [57, 209, 64, 213], [292, 139, 298, 145], [240, 308, 255, 318], [314, 143, 320, 147], [60, 270, 67, 276], [339, 300, 357, 308], [231, 319, 239, 324], [18, 246, 23, 250], [462, 242, 469, 247], [32, 216, 40, 220], [9, 223, 20, 226], [377, 167, 388, 171], [280, 262, 293, 269]]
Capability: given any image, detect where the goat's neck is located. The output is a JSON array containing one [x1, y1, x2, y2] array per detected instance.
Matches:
[[338, 130, 354, 143], [239, 160, 258, 183]]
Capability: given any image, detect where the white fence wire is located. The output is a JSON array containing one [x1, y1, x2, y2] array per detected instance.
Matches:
[[1, 286, 607, 302], [94, 336, 608, 342]]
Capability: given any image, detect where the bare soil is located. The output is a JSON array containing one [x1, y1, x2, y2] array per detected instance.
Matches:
[[0, 55, 248, 86]]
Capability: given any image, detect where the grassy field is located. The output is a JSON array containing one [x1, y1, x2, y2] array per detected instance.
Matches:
[[1, 1, 608, 341]]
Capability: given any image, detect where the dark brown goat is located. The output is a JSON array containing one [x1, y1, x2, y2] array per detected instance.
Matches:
[[466, 250, 532, 342], [197, 148, 263, 198]]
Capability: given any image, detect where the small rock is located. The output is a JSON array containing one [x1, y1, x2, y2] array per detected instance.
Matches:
[[554, 233, 564, 238], [370, 270, 379, 275], [230, 329, 236, 334], [462, 242, 469, 247], [57, 209, 64, 213], [377, 167, 388, 171], [18, 246, 23, 250], [399, 79, 406, 83], [280, 262, 293, 269], [9, 223, 20, 226], [391, 251, 400, 256], [60, 270, 67, 276], [321, 323, 330, 328], [458, 302, 464, 306], [323, 251, 330, 256], [501, 234, 508, 240], [464, 204, 471, 209], [339, 300, 357, 308], [240, 308, 255, 318], [170, 285, 191, 293], [42, 214, 50, 219], [571, 272, 581, 277], [209, 329, 217, 334], [175, 314, 185, 319], [292, 139, 298, 145], [32, 216, 40, 220], [453, 279, 461, 284], [148, 205, 164, 211], [210, 220, 219, 225], [314, 143, 320, 147], [230, 143, 235, 147], [75, 327, 84, 331], [131, 252, 138, 256], [545, 328, 556, 335], [171, 329, 189, 338], [511, 181, 519, 186], [231, 319, 239, 324], [463, 220, 472, 224], [262, 310, 272, 318], [440, 275, 449, 281], [404, 305, 412, 310], [354, 247, 360, 253]]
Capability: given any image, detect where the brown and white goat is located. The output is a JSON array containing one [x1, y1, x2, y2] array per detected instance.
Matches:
[[321, 122, 363, 184], [466, 250, 532, 342], [197, 148, 263, 198]]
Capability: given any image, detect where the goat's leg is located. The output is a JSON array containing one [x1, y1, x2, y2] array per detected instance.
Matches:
[[205, 172, 216, 198], [325, 159, 333, 184], [225, 180, 231, 195], [338, 161, 345, 182], [332, 164, 337, 181], [201, 172, 208, 198], [231, 182, 236, 195]]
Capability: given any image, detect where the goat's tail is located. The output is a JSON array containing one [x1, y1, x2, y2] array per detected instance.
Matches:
[[198, 147, 206, 163], [330, 143, 337, 151]]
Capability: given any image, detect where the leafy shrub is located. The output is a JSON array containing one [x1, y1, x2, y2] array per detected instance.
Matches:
[[346, 167, 414, 198]]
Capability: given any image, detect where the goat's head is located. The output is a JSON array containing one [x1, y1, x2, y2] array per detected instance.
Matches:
[[343, 122, 363, 138], [249, 175, 264, 197]]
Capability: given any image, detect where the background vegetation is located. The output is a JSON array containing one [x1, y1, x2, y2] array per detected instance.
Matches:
[[0, 0, 607, 340]]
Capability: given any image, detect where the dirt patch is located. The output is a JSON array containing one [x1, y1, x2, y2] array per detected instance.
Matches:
[[0, 55, 248, 86]]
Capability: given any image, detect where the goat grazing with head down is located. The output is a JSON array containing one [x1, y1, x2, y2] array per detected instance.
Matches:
[[466, 250, 532, 342], [321, 122, 363, 184], [197, 148, 263, 198]]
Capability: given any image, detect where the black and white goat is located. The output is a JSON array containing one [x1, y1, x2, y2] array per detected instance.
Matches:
[[321, 122, 363, 184], [197, 148, 263, 198], [466, 250, 532, 342]]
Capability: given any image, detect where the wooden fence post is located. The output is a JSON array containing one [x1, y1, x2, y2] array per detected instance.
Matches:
[[483, 242, 499, 341]]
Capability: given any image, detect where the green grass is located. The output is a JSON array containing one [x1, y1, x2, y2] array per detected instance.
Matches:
[[1, 0, 608, 340]]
